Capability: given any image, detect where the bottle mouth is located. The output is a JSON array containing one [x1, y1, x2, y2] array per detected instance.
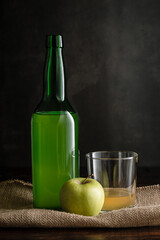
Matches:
[[46, 35, 63, 48]]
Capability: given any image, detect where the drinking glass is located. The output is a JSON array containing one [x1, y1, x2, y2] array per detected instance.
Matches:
[[86, 151, 138, 211]]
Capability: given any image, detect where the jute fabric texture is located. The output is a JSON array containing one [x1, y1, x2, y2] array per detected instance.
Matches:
[[0, 180, 159, 228]]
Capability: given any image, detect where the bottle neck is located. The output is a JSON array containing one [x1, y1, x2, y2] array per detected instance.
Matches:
[[43, 47, 65, 101]]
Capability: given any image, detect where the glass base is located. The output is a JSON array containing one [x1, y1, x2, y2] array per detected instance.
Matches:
[[100, 203, 136, 213]]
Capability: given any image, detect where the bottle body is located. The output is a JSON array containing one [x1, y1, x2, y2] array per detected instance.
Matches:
[[31, 35, 79, 209], [31, 111, 78, 209]]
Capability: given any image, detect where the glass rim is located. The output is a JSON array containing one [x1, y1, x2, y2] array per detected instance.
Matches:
[[85, 150, 138, 161]]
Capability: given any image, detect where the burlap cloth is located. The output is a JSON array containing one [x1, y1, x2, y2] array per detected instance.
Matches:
[[0, 180, 159, 228]]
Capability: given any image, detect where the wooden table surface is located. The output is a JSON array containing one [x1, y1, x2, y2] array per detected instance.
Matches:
[[0, 167, 160, 240], [0, 227, 160, 240]]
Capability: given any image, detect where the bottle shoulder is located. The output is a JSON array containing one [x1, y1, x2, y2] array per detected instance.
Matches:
[[33, 98, 77, 115], [32, 110, 78, 123]]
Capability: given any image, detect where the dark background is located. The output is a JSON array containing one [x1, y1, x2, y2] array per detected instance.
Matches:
[[1, 0, 160, 171]]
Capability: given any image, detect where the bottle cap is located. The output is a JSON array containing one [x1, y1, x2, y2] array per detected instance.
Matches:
[[46, 35, 63, 48]]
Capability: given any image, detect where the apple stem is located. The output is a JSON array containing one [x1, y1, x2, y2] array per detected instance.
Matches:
[[82, 174, 94, 184]]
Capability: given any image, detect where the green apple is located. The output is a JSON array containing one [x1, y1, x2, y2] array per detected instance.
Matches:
[[60, 177, 104, 216]]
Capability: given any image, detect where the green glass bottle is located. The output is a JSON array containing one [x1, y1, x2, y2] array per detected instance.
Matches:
[[31, 35, 79, 209]]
